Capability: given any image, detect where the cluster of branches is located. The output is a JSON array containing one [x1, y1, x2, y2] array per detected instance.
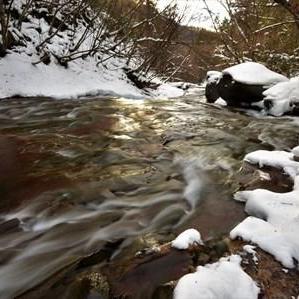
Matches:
[[202, 0, 299, 75]]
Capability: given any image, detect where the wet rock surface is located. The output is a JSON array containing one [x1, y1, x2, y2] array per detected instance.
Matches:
[[0, 95, 299, 298]]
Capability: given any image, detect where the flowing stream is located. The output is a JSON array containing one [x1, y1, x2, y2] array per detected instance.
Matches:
[[0, 94, 299, 298]]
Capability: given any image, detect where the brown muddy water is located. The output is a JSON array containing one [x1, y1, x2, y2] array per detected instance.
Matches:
[[0, 95, 298, 298]]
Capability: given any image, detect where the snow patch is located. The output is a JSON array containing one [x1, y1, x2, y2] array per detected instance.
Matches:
[[214, 97, 227, 106], [154, 83, 185, 98], [243, 245, 258, 264], [172, 229, 203, 250], [174, 255, 259, 299]]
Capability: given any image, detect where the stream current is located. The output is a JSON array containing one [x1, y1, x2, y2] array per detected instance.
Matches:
[[0, 94, 298, 298]]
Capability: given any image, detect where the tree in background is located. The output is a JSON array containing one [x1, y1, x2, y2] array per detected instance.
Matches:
[[203, 0, 299, 76]]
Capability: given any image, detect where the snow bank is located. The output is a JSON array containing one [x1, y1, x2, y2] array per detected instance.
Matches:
[[231, 146, 299, 268], [0, 0, 200, 100], [0, 52, 147, 99], [0, 51, 200, 99], [263, 77, 299, 116], [172, 229, 203, 250], [244, 150, 299, 178], [0, 1, 147, 99], [223, 62, 288, 87], [174, 255, 259, 299]]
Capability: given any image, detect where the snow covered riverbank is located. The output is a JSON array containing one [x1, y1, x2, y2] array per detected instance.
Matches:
[[231, 146, 299, 269], [0, 0, 201, 101], [0, 50, 201, 100], [0, 51, 146, 99]]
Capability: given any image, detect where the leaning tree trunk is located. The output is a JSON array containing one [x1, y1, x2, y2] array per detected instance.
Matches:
[[0, 0, 7, 56], [0, 0, 7, 45]]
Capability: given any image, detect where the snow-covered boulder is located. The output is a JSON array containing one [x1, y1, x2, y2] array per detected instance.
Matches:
[[263, 77, 299, 116], [223, 62, 288, 88], [205, 62, 289, 107]]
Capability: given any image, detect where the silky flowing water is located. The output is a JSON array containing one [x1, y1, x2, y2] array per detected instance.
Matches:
[[0, 94, 298, 298]]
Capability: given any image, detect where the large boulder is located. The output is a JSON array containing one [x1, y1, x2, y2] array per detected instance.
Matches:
[[205, 62, 289, 107]]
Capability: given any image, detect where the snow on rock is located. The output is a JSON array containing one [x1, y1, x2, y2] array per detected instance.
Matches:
[[223, 62, 288, 87], [174, 255, 259, 299], [230, 210, 299, 269], [263, 77, 299, 116], [244, 149, 299, 178], [206, 71, 222, 84], [153, 82, 202, 98], [171, 229, 203, 250], [214, 97, 227, 106], [231, 146, 299, 268], [243, 245, 258, 264]]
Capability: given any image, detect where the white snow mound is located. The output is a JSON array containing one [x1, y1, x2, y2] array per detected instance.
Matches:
[[174, 255, 259, 299], [172, 229, 203, 250], [223, 62, 288, 87], [263, 77, 299, 116]]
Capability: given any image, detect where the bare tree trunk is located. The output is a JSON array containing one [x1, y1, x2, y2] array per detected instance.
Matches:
[[0, 0, 7, 50], [0, 0, 14, 53]]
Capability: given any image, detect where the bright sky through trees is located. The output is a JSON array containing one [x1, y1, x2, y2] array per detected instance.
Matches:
[[156, 0, 228, 29]]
